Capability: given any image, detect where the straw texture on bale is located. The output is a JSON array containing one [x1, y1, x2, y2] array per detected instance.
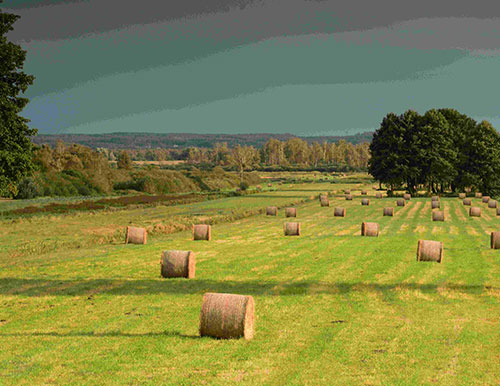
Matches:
[[458, 193, 466, 199], [361, 198, 370, 206], [491, 231, 500, 249], [320, 197, 330, 207], [334, 207, 346, 217], [416, 240, 443, 263], [431, 201, 440, 209], [383, 207, 394, 216], [475, 192, 482, 198], [403, 193, 411, 200], [199, 293, 254, 340], [376, 193, 382, 198], [361, 190, 367, 195], [431, 196, 439, 202], [125, 226, 147, 245], [285, 207, 297, 217], [397, 199, 405, 207], [361, 222, 379, 237], [488, 200, 497, 208], [345, 194, 353, 200], [193, 224, 211, 240], [432, 211, 444, 221], [284, 222, 301, 236], [482, 196, 490, 203], [344, 190, 351, 194], [463, 198, 472, 206], [469, 207, 481, 217], [266, 206, 278, 216], [497, 207, 500, 216], [161, 250, 195, 279]]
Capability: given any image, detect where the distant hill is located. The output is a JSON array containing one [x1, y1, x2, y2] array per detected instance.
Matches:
[[32, 132, 373, 149]]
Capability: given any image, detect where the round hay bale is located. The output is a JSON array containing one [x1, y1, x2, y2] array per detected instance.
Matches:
[[469, 207, 481, 217], [361, 222, 379, 237], [199, 293, 254, 340], [345, 194, 353, 201], [458, 193, 466, 199], [285, 207, 297, 217], [491, 231, 500, 249], [193, 224, 211, 240], [416, 240, 443, 263], [256, 185, 262, 191], [497, 207, 500, 216], [431, 200, 440, 209], [372, 185, 378, 190], [267, 183, 272, 187], [488, 200, 497, 209], [396, 199, 405, 207], [376, 193, 382, 199], [403, 193, 411, 200], [334, 207, 346, 217], [463, 198, 472, 206], [284, 222, 301, 236], [361, 198, 370, 206], [475, 192, 482, 198], [482, 196, 490, 203], [361, 190, 367, 195], [125, 226, 147, 245], [431, 196, 439, 202], [383, 207, 394, 216], [432, 211, 444, 221], [266, 206, 278, 216], [161, 250, 195, 279], [344, 189, 351, 194], [320, 197, 330, 207]]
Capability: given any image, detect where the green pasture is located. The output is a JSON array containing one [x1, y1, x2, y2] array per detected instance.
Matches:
[[1, 183, 500, 385]]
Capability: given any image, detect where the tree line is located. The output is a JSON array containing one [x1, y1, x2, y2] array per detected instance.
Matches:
[[369, 109, 500, 195]]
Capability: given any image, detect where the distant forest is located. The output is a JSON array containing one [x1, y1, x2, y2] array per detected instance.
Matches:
[[32, 132, 374, 149]]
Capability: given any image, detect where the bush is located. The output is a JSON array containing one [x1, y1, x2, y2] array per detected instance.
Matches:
[[15, 177, 40, 199], [239, 181, 249, 191]]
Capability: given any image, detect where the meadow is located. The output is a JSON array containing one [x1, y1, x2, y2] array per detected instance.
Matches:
[[1, 177, 499, 385]]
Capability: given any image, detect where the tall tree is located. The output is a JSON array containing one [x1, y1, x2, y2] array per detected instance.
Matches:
[[230, 145, 259, 183], [0, 5, 37, 196]]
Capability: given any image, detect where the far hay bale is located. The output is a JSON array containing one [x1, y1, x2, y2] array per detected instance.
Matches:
[[416, 240, 443, 263], [376, 193, 382, 199], [199, 293, 254, 340], [432, 211, 444, 221], [497, 207, 500, 216], [256, 185, 262, 191], [482, 196, 490, 203], [431, 196, 439, 202], [396, 199, 405, 207], [431, 200, 440, 209], [361, 190, 367, 195], [193, 224, 211, 240], [488, 200, 497, 209], [344, 189, 351, 194], [458, 193, 466, 199], [266, 206, 278, 216], [372, 185, 378, 190], [334, 207, 346, 217], [475, 192, 482, 198], [463, 198, 472, 206], [345, 194, 353, 201], [469, 207, 481, 217], [361, 222, 379, 237], [284, 222, 301, 236], [267, 183, 272, 187], [320, 197, 330, 207], [361, 198, 370, 206], [285, 207, 297, 217], [161, 250, 195, 279], [125, 226, 147, 245], [403, 193, 411, 200], [491, 231, 500, 249], [383, 207, 394, 216]]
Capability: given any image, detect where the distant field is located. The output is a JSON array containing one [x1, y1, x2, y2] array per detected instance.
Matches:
[[1, 179, 500, 385]]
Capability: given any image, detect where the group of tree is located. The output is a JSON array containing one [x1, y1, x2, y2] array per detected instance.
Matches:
[[369, 109, 500, 196]]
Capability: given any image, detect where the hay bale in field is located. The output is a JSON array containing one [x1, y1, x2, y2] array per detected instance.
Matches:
[[193, 224, 211, 240], [334, 207, 346, 217], [361, 190, 367, 195], [361, 222, 379, 237], [488, 200, 497, 209], [376, 193, 382, 199], [267, 183, 272, 187], [320, 197, 330, 207], [383, 207, 394, 216], [199, 293, 254, 340], [397, 198, 405, 207], [497, 207, 500, 216], [475, 192, 482, 198], [491, 232, 500, 249], [345, 194, 353, 200], [431, 196, 439, 202], [161, 250, 195, 279], [432, 211, 444, 221], [266, 206, 278, 216], [372, 185, 378, 190], [403, 193, 411, 200], [344, 189, 351, 194], [361, 198, 370, 206], [125, 226, 147, 244], [284, 222, 301, 236], [416, 240, 443, 263], [285, 207, 297, 217], [431, 200, 440, 209], [469, 207, 481, 217], [482, 196, 490, 203], [463, 198, 472, 206], [458, 193, 466, 199]]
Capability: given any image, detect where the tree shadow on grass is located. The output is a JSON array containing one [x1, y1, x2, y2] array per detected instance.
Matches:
[[0, 278, 495, 297], [0, 330, 200, 339]]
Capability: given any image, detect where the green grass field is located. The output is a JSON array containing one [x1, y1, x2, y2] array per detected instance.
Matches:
[[1, 181, 500, 385]]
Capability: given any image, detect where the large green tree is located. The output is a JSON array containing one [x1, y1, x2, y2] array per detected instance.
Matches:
[[0, 5, 36, 196]]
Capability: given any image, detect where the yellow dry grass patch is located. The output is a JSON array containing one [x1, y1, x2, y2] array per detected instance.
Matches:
[[449, 226, 459, 235], [418, 201, 431, 218], [455, 205, 467, 221], [406, 201, 423, 218], [414, 225, 427, 233], [396, 286, 433, 301], [336, 224, 359, 236], [431, 226, 443, 234], [397, 224, 409, 234], [467, 226, 479, 236]]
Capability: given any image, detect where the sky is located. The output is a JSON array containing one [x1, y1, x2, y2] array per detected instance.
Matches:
[[3, 0, 500, 135]]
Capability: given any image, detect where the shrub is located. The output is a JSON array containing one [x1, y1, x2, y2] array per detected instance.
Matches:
[[15, 177, 40, 199]]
